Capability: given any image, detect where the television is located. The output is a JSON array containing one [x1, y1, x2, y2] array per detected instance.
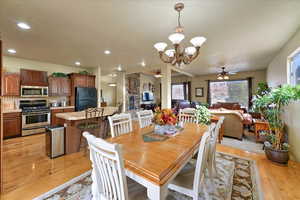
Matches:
[[142, 91, 154, 101]]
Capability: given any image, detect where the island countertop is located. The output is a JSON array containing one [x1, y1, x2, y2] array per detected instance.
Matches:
[[56, 106, 118, 121]]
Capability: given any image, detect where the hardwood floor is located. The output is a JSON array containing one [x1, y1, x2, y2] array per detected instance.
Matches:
[[1, 133, 300, 200]]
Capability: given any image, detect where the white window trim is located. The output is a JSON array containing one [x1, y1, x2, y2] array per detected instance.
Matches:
[[287, 46, 300, 85]]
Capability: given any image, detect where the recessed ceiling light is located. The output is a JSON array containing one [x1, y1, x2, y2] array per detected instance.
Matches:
[[7, 49, 16, 54], [75, 61, 81, 66], [104, 50, 111, 55], [141, 61, 146, 67], [17, 22, 31, 30], [117, 65, 122, 71], [108, 83, 117, 87]]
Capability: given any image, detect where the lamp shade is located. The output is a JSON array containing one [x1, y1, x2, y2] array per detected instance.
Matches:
[[168, 33, 185, 44], [165, 49, 175, 57], [154, 42, 167, 52], [190, 36, 206, 47], [185, 46, 196, 56]]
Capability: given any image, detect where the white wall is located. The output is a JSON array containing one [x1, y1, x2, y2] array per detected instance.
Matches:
[[101, 82, 116, 106], [3, 56, 91, 74], [267, 27, 300, 161]]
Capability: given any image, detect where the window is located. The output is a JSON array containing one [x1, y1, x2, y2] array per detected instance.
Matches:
[[171, 82, 190, 100], [209, 80, 249, 108], [290, 52, 300, 86]]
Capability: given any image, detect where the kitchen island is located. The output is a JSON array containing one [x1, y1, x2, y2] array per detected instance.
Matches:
[[56, 106, 118, 154]]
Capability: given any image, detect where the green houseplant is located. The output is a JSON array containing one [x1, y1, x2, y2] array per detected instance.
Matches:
[[252, 85, 300, 164], [195, 105, 211, 125]]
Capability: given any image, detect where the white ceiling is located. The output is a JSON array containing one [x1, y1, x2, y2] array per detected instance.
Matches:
[[1, 0, 300, 75]]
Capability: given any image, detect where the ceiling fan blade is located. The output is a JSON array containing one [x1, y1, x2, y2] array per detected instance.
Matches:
[[228, 71, 237, 75]]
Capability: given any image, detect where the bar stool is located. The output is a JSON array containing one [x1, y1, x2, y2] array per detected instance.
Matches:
[[77, 107, 104, 154]]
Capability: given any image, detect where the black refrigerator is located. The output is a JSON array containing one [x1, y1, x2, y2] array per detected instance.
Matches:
[[75, 87, 98, 111]]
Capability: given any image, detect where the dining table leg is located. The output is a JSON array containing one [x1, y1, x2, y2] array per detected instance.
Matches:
[[146, 184, 168, 200]]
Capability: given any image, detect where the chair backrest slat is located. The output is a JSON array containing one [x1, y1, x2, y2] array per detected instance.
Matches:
[[179, 108, 196, 124], [108, 113, 133, 137], [84, 132, 128, 200], [137, 110, 153, 128], [193, 124, 215, 196]]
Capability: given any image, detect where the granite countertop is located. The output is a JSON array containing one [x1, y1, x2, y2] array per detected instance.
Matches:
[[50, 106, 75, 110], [56, 107, 118, 121]]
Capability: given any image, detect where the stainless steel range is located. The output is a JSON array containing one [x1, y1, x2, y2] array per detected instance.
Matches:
[[20, 100, 51, 136]]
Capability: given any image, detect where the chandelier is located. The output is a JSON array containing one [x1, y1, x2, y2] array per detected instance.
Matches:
[[153, 2, 206, 67]]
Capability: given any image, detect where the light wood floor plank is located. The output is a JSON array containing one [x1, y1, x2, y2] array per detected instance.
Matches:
[[1, 134, 300, 200]]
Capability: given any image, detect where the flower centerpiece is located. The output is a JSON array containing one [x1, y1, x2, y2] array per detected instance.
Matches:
[[153, 107, 178, 135]]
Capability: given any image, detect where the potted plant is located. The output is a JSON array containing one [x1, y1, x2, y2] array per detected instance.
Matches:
[[195, 105, 211, 125], [252, 85, 300, 164]]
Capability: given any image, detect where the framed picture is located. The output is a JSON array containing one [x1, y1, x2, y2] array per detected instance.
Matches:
[[195, 87, 204, 97]]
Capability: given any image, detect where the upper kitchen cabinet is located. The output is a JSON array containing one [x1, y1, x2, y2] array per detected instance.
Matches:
[[21, 69, 48, 86], [2, 73, 20, 96], [48, 77, 71, 96], [70, 73, 95, 88]]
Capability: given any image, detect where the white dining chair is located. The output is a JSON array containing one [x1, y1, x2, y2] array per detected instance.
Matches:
[[83, 132, 146, 200], [208, 116, 225, 177], [178, 108, 196, 124], [136, 110, 153, 128], [168, 128, 213, 200], [108, 113, 133, 138]]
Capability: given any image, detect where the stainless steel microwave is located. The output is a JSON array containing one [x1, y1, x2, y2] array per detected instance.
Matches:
[[21, 86, 48, 97]]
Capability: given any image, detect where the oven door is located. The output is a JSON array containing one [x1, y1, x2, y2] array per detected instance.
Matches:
[[22, 112, 50, 129]]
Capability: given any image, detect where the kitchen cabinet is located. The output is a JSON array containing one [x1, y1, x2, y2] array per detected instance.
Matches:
[[3, 112, 21, 139], [70, 73, 96, 106], [48, 77, 71, 96], [51, 108, 75, 126], [21, 69, 48, 86], [2, 73, 20, 96]]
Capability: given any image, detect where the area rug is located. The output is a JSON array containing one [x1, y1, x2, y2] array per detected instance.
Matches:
[[221, 131, 265, 154], [33, 152, 263, 200]]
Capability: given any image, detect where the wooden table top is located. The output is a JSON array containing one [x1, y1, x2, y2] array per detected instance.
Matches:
[[107, 123, 208, 185], [56, 106, 118, 121]]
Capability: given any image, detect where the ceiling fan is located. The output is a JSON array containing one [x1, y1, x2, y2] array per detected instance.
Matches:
[[143, 70, 163, 78], [217, 67, 238, 80]]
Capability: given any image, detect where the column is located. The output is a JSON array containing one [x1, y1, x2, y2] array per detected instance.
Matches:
[[95, 66, 102, 107], [116, 71, 126, 112], [161, 64, 172, 109]]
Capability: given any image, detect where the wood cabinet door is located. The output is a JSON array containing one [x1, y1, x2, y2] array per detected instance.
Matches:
[[63, 108, 74, 113], [61, 78, 71, 96], [74, 75, 87, 88], [2, 73, 20, 96], [48, 77, 59, 96], [21, 69, 48, 86], [51, 109, 64, 126], [3, 113, 21, 139], [86, 76, 95, 88]]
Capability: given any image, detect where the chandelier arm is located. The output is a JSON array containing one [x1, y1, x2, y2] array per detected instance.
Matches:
[[190, 47, 201, 62], [159, 52, 171, 64], [174, 44, 181, 64]]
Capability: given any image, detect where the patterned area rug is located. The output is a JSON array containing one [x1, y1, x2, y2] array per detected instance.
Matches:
[[33, 152, 262, 200]]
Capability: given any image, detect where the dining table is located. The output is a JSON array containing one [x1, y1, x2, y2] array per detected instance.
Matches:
[[106, 122, 208, 200]]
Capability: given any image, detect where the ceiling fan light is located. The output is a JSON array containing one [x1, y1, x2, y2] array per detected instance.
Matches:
[[168, 33, 185, 44], [154, 74, 163, 78], [154, 42, 167, 52], [190, 36, 206, 47], [185, 46, 196, 56], [217, 76, 223, 80], [165, 49, 175, 57], [224, 75, 229, 80]]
